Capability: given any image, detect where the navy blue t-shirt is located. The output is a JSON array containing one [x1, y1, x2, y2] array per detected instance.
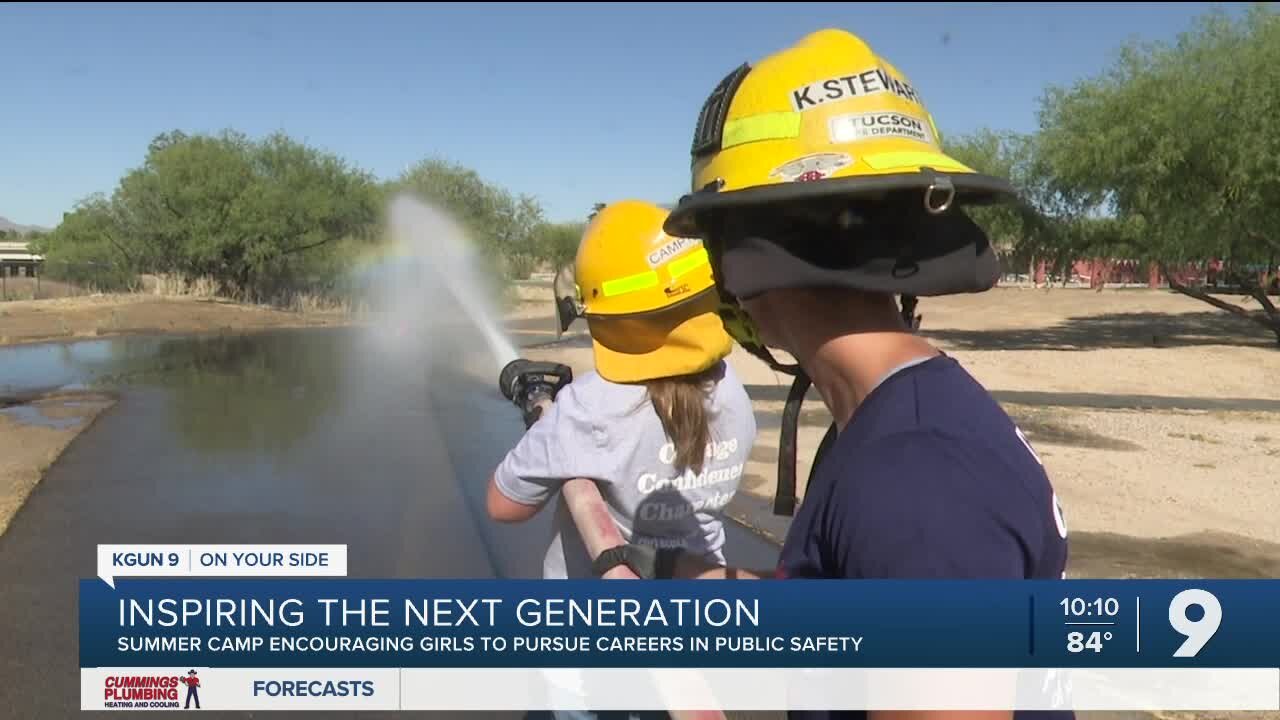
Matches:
[[778, 355, 1071, 720]]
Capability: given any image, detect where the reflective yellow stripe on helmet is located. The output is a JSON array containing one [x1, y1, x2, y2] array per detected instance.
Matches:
[[862, 151, 973, 172], [721, 111, 802, 150], [602, 249, 709, 298], [668, 247, 710, 280], [602, 270, 659, 297]]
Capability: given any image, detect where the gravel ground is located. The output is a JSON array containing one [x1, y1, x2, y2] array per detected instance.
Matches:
[[0, 391, 115, 536], [0, 294, 346, 347]]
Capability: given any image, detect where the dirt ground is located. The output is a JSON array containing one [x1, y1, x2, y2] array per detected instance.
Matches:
[[0, 390, 115, 536], [510, 285, 1280, 579], [0, 294, 347, 347]]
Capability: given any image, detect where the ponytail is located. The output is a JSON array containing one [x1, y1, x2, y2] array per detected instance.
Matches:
[[645, 363, 724, 474]]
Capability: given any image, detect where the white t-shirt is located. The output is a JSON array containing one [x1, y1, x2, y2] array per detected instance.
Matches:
[[493, 362, 757, 579]]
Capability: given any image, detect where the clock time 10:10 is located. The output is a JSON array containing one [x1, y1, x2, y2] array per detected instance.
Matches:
[[1061, 597, 1119, 617]]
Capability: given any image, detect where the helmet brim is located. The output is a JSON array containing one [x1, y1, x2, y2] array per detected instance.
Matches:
[[664, 170, 1017, 239], [586, 291, 732, 383], [717, 208, 1002, 300]]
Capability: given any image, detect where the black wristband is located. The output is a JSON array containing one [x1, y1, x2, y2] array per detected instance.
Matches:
[[592, 546, 651, 579], [591, 545, 680, 580]]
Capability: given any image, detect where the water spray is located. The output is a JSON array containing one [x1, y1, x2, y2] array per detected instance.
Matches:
[[376, 194, 520, 380], [381, 195, 726, 719], [378, 197, 641, 569]]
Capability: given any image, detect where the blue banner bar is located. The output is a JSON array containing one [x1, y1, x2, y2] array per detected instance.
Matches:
[[80, 579, 1280, 669]]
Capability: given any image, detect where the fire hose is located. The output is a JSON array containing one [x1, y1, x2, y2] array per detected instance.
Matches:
[[498, 359, 727, 720]]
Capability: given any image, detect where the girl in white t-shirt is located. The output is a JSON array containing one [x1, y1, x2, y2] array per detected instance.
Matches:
[[485, 200, 757, 582]]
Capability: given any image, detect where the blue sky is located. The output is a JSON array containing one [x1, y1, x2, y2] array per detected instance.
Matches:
[[0, 2, 1240, 228]]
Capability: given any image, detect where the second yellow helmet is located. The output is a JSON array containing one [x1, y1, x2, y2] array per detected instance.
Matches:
[[576, 200, 717, 317], [573, 200, 732, 384]]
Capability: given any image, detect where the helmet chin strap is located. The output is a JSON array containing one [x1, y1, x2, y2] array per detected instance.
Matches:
[[758, 293, 920, 517], [713, 291, 810, 517], [707, 219, 923, 517], [774, 369, 810, 516]]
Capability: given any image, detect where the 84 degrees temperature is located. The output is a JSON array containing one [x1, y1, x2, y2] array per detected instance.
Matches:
[[1067, 630, 1111, 653]]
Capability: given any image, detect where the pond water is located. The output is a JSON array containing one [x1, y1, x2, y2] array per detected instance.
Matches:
[[0, 324, 781, 716]]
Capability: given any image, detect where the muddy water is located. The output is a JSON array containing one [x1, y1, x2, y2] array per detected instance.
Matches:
[[0, 324, 779, 717], [0, 327, 508, 717], [0, 325, 596, 582]]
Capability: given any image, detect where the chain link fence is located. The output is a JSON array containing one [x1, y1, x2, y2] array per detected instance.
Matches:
[[0, 261, 360, 311], [0, 260, 138, 301]]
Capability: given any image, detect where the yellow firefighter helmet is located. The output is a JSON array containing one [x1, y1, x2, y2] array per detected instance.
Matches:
[[665, 28, 1015, 238], [571, 200, 731, 383]]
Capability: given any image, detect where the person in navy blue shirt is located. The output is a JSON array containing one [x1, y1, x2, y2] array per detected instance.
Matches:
[[594, 26, 1074, 720], [651, 278, 1074, 720], [647, 285, 1071, 590], [773, 345, 1069, 583]]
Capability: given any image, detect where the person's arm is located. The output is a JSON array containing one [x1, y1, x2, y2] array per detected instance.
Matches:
[[559, 478, 639, 580], [485, 475, 542, 523], [486, 398, 560, 524]]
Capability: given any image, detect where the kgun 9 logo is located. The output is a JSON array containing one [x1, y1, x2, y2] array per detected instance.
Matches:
[[1169, 589, 1222, 658]]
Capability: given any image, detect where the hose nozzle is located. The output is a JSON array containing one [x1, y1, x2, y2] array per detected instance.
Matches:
[[499, 359, 574, 427]]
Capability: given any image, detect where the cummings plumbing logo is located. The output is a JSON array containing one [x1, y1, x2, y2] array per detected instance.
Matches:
[[180, 669, 203, 709], [103, 673, 182, 709], [103, 670, 202, 710]]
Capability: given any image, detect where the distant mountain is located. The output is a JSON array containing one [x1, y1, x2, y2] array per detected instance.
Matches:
[[0, 216, 50, 234]]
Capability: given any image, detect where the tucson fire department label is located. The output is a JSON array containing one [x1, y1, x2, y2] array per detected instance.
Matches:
[[828, 112, 933, 145]]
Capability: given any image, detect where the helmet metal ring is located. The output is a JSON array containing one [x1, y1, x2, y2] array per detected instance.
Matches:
[[924, 176, 955, 215]]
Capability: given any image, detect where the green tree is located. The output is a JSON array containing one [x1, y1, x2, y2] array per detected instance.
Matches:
[[533, 221, 585, 272], [231, 132, 380, 296], [44, 130, 379, 299], [946, 130, 1041, 277], [945, 129, 1107, 283], [393, 159, 545, 279], [1035, 4, 1280, 341], [37, 194, 136, 290]]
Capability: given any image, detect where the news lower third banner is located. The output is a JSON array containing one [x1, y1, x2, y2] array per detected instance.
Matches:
[[81, 572, 1280, 711]]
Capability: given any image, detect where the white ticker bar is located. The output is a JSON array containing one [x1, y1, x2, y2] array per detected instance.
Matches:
[[82, 667, 1280, 711], [401, 667, 1280, 711]]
